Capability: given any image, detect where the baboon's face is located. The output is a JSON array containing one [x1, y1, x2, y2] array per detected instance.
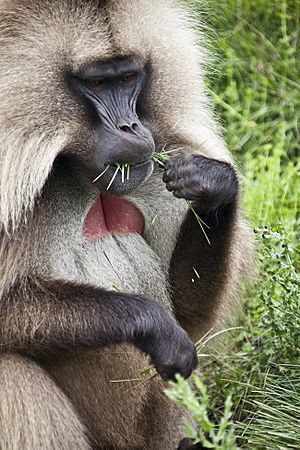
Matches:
[[69, 56, 155, 194]]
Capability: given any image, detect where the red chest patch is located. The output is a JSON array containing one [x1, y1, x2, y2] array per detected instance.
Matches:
[[83, 197, 144, 240]]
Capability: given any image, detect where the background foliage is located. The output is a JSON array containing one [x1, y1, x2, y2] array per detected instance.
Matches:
[[169, 1, 300, 448]]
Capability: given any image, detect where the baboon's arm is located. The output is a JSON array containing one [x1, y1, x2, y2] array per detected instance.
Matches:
[[165, 154, 247, 339], [0, 278, 197, 379]]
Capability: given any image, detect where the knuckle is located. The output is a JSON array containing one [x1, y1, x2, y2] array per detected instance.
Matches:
[[163, 170, 171, 182], [166, 182, 175, 192], [165, 160, 176, 171], [173, 190, 184, 198]]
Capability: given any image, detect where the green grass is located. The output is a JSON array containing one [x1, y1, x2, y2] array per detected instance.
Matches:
[[168, 1, 300, 448]]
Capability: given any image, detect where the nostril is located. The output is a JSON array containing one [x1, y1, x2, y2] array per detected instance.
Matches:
[[119, 124, 131, 133], [119, 122, 139, 133]]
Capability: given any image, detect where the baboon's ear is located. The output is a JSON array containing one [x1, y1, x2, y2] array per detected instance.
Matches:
[[0, 130, 67, 233]]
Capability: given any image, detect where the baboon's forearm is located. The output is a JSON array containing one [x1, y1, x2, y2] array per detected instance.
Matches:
[[0, 278, 167, 357], [164, 154, 246, 339], [170, 201, 239, 336]]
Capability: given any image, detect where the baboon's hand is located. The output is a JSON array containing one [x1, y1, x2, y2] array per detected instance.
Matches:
[[163, 154, 238, 210], [177, 438, 204, 449], [137, 309, 198, 381]]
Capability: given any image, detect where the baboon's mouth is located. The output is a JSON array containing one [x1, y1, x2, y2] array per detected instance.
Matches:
[[92, 160, 154, 195], [83, 196, 144, 240]]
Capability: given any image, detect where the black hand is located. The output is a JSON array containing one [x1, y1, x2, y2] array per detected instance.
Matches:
[[178, 438, 206, 450], [163, 154, 238, 213], [136, 313, 198, 380]]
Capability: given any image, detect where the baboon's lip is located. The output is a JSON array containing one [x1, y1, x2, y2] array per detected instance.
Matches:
[[83, 196, 144, 240], [109, 159, 152, 169]]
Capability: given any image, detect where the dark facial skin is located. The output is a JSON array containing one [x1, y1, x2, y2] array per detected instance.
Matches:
[[72, 57, 155, 194]]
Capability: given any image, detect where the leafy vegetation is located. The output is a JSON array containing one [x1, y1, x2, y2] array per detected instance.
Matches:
[[166, 374, 237, 449], [168, 1, 300, 448]]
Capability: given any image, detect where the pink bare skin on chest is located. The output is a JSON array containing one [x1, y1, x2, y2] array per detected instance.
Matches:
[[83, 196, 144, 240]]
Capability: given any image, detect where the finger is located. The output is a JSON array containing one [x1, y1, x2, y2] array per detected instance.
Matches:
[[166, 182, 176, 192]]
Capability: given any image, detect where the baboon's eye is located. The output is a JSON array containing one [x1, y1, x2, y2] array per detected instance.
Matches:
[[88, 78, 105, 90], [120, 72, 136, 85]]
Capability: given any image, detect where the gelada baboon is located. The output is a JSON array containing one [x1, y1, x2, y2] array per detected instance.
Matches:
[[0, 0, 252, 448]]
